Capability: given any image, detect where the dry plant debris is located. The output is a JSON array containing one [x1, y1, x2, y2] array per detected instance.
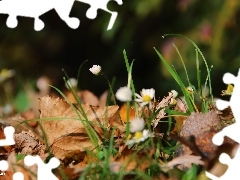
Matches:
[[39, 96, 120, 160], [0, 57, 238, 179], [176, 111, 223, 159], [14, 130, 46, 156]]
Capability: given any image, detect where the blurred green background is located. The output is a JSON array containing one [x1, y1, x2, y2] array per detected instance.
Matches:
[[0, 0, 240, 101]]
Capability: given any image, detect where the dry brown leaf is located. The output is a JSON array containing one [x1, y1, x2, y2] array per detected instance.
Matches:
[[0, 125, 5, 139], [0, 171, 14, 180], [172, 115, 187, 133], [0, 114, 39, 134], [66, 90, 109, 107], [39, 96, 119, 160], [78, 90, 99, 106], [171, 98, 188, 133], [57, 167, 81, 180], [14, 130, 46, 158], [175, 111, 226, 161], [119, 103, 136, 123], [66, 90, 99, 106], [99, 90, 108, 107], [111, 148, 155, 173], [180, 111, 223, 137], [0, 114, 44, 157], [61, 150, 87, 167], [21, 108, 38, 128], [217, 106, 234, 125], [152, 92, 174, 128]]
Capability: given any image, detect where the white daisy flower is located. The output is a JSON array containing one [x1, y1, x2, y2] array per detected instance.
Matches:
[[89, 65, 101, 75], [169, 90, 178, 105], [170, 90, 178, 98], [65, 78, 77, 89], [135, 88, 155, 108], [129, 118, 145, 133], [116, 86, 132, 102], [126, 129, 153, 146]]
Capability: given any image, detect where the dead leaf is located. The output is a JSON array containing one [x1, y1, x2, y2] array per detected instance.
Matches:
[[14, 130, 46, 158], [0, 171, 14, 180], [112, 148, 155, 173], [61, 150, 87, 167], [218, 106, 234, 125], [0, 114, 45, 158], [21, 108, 38, 128], [119, 103, 136, 123], [175, 111, 226, 162], [99, 90, 108, 107], [171, 98, 188, 133], [172, 115, 187, 133], [180, 111, 223, 137], [78, 90, 99, 106], [152, 92, 174, 128], [0, 113, 41, 134], [39, 96, 119, 160], [66, 90, 99, 106], [0, 125, 5, 139]]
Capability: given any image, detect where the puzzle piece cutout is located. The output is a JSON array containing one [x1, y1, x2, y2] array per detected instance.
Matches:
[[0, 0, 123, 31], [0, 126, 22, 179], [0, 126, 15, 146], [0, 0, 79, 31], [24, 155, 60, 180], [0, 155, 60, 180], [0, 126, 60, 179], [206, 148, 240, 180], [0, 160, 9, 171], [212, 70, 240, 145], [206, 69, 240, 179], [77, 0, 123, 30]]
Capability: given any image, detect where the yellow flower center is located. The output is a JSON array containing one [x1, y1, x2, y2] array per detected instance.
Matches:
[[170, 99, 177, 105], [142, 95, 151, 102], [134, 131, 143, 140], [186, 86, 194, 94]]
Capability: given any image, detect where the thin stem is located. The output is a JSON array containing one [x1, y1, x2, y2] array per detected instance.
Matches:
[[101, 72, 117, 105], [126, 101, 130, 140]]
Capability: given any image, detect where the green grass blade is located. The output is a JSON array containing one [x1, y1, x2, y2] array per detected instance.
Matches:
[[50, 85, 101, 151], [154, 48, 180, 85], [195, 49, 201, 94], [76, 59, 89, 89], [123, 49, 130, 72], [164, 34, 213, 101], [154, 48, 194, 112], [173, 43, 191, 86], [106, 77, 116, 106]]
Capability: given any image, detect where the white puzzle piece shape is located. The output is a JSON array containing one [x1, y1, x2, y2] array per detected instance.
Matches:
[[24, 155, 60, 180], [0, 0, 80, 31], [0, 0, 123, 31], [206, 147, 240, 180], [206, 69, 240, 179], [0, 126, 15, 146], [77, 0, 123, 30]]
